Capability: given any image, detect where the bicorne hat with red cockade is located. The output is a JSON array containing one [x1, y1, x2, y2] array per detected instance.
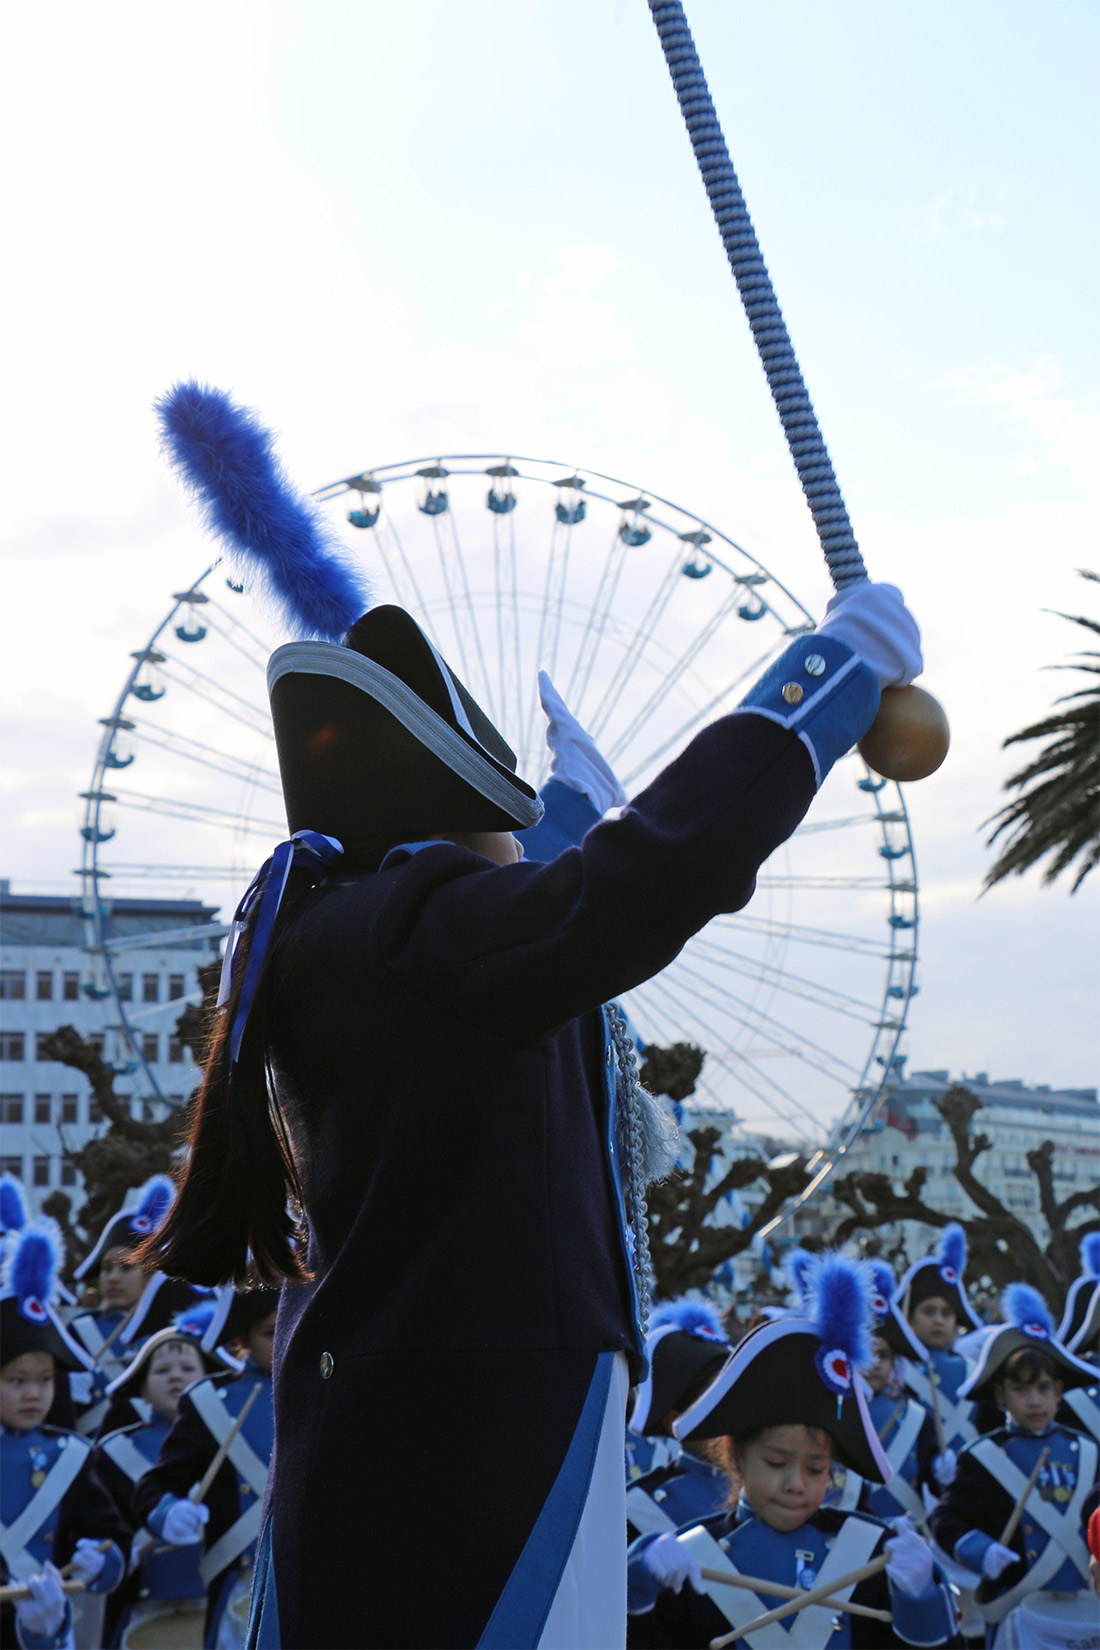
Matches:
[[959, 1283, 1096, 1403], [894, 1222, 981, 1331]]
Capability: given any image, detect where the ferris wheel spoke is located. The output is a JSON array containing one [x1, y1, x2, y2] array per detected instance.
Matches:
[[715, 913, 900, 961], [204, 593, 272, 655], [435, 509, 497, 722], [604, 585, 744, 764], [107, 790, 284, 833], [586, 544, 686, 740], [521, 519, 575, 762], [794, 811, 902, 836], [754, 875, 891, 891], [198, 608, 269, 671], [689, 938, 885, 1023], [614, 637, 790, 787], [96, 863, 252, 882], [561, 522, 629, 722], [373, 518, 445, 651], [123, 722, 282, 794], [156, 662, 270, 736], [493, 510, 525, 753]]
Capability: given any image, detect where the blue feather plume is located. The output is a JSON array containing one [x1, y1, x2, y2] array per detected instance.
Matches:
[[128, 1174, 177, 1237], [649, 1297, 727, 1343], [0, 1173, 28, 1233], [1081, 1231, 1100, 1278], [173, 1297, 217, 1340], [156, 382, 372, 641], [3, 1220, 63, 1309], [809, 1252, 874, 1371], [869, 1259, 896, 1312], [786, 1249, 817, 1310], [1002, 1282, 1053, 1339], [937, 1222, 967, 1277]]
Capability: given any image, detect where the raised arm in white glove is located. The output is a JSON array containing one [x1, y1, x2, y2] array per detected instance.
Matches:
[[981, 1540, 1020, 1581], [816, 582, 923, 689], [538, 671, 626, 815], [67, 1537, 106, 1586], [639, 1532, 706, 1595], [162, 1497, 210, 1545], [884, 1518, 934, 1596], [931, 1449, 957, 1489], [16, 1564, 68, 1641]]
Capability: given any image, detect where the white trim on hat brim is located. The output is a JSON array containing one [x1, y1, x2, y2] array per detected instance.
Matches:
[[958, 1321, 1098, 1398], [268, 642, 544, 828], [629, 1323, 680, 1435]]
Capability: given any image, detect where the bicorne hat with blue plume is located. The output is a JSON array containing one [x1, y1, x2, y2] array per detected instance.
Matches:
[[105, 1293, 241, 1400], [0, 1172, 29, 1237], [1, 1220, 93, 1372], [157, 383, 543, 855], [75, 1174, 177, 1280], [866, 1256, 927, 1362], [1056, 1230, 1100, 1345], [895, 1222, 981, 1332], [959, 1282, 1097, 1401], [674, 1252, 892, 1483], [629, 1297, 730, 1436]]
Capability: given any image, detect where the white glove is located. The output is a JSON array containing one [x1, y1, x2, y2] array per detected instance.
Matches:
[[816, 582, 923, 689], [884, 1518, 934, 1596], [16, 1564, 68, 1640], [640, 1532, 706, 1595], [162, 1497, 210, 1545], [981, 1540, 1020, 1581], [538, 671, 626, 815], [932, 1449, 957, 1489], [67, 1536, 106, 1586]]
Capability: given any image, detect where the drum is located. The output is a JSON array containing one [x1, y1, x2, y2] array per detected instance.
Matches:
[[120, 1598, 205, 1649], [994, 1591, 1099, 1650]]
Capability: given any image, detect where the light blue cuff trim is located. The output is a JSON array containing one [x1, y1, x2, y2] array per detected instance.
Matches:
[[520, 779, 601, 862], [146, 1492, 175, 1540], [477, 1353, 615, 1647], [733, 634, 880, 787], [88, 1541, 126, 1593], [889, 1577, 958, 1646], [954, 1529, 993, 1572], [14, 1600, 73, 1650]]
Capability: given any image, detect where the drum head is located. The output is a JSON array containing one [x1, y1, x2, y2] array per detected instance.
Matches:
[[121, 1599, 205, 1649]]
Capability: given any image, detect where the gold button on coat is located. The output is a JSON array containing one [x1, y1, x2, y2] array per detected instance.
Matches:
[[782, 682, 803, 704], [320, 1351, 334, 1379]]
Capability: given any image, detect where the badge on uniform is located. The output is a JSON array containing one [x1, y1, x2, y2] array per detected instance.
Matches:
[[795, 1549, 817, 1590], [29, 1447, 49, 1489]]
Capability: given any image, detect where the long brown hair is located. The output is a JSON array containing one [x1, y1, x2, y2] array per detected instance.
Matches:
[[135, 878, 313, 1287]]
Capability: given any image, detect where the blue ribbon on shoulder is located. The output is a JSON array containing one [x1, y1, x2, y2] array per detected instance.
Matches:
[[218, 829, 344, 1067]]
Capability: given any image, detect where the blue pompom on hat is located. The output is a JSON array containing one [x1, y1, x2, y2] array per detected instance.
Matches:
[[629, 1295, 731, 1436], [0, 1219, 93, 1372], [894, 1222, 981, 1332], [959, 1278, 1096, 1402]]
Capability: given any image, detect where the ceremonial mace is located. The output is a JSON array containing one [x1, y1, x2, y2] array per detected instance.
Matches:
[[648, 1, 949, 782]]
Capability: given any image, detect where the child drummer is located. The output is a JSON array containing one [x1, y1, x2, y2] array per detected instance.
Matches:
[[930, 1284, 1100, 1649], [627, 1252, 960, 1648], [893, 1225, 982, 1458]]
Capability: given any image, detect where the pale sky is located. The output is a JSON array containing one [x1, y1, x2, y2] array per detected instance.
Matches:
[[2, 1, 1097, 1120]]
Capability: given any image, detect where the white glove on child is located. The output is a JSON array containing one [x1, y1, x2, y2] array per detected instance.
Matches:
[[68, 1536, 108, 1586], [981, 1540, 1020, 1581], [816, 582, 923, 689], [931, 1449, 957, 1489], [640, 1532, 706, 1595], [539, 671, 626, 815], [16, 1564, 68, 1640], [884, 1518, 934, 1596], [162, 1497, 210, 1545]]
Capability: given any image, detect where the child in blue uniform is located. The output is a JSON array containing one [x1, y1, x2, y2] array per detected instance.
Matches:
[[627, 1252, 960, 1649], [94, 1300, 239, 1647], [893, 1225, 981, 1458], [1, 1221, 128, 1650], [626, 1300, 731, 1540], [131, 1290, 277, 1650], [931, 1284, 1100, 1649]]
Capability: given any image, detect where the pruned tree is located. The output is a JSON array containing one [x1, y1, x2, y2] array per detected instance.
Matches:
[[983, 571, 1100, 894], [830, 1083, 1099, 1307]]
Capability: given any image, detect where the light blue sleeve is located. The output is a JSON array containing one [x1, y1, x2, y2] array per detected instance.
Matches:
[[734, 633, 880, 787]]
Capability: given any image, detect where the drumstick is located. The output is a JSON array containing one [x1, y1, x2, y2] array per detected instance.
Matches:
[[189, 1382, 262, 1504], [709, 1553, 889, 1647], [998, 1447, 1049, 1547], [58, 1539, 113, 1579], [93, 1307, 135, 1361], [925, 1363, 947, 1457], [0, 1579, 86, 1603], [877, 1397, 908, 1443], [699, 1567, 892, 1622]]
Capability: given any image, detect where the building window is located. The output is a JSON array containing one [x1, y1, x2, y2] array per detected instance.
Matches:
[[0, 970, 26, 1000], [0, 1033, 25, 1062], [0, 1094, 25, 1124], [32, 1156, 50, 1188], [168, 974, 185, 1001], [0, 1155, 23, 1178], [142, 974, 159, 1004], [60, 1095, 78, 1125], [117, 973, 133, 1002], [34, 1095, 51, 1124], [168, 1036, 184, 1064], [35, 971, 53, 1001], [60, 1161, 77, 1187], [141, 1034, 159, 1063], [62, 972, 80, 1001]]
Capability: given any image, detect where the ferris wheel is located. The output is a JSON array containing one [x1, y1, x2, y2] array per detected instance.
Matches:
[[78, 454, 918, 1168]]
